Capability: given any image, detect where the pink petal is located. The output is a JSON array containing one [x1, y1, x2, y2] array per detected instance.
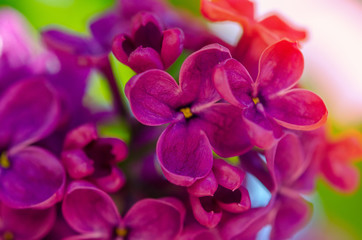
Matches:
[[157, 122, 213, 186], [0, 146, 65, 208], [63, 124, 98, 150], [128, 47, 164, 73], [213, 58, 254, 108], [197, 103, 252, 157], [179, 44, 231, 104], [125, 70, 182, 126], [124, 198, 185, 240], [256, 40, 304, 96], [216, 186, 251, 213], [213, 159, 245, 191], [91, 167, 126, 193], [188, 171, 218, 197], [266, 89, 328, 130], [112, 34, 135, 65], [62, 181, 120, 235], [189, 195, 222, 228], [161, 28, 184, 69]]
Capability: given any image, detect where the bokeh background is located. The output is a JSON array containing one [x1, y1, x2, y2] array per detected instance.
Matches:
[[0, 0, 361, 239]]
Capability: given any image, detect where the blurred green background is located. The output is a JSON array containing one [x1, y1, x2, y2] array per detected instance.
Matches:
[[0, 0, 361, 239]]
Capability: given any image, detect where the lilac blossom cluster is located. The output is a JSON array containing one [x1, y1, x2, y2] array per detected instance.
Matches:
[[0, 0, 362, 239]]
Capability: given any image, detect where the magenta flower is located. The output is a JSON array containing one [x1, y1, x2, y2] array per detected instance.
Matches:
[[126, 44, 251, 186], [61, 124, 128, 193], [213, 40, 328, 148], [0, 78, 65, 208], [188, 159, 250, 228], [112, 11, 184, 73], [0, 202, 56, 240], [62, 181, 185, 240]]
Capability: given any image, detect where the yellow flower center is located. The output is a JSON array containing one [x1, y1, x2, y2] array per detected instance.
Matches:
[[3, 231, 14, 240], [252, 97, 260, 105], [0, 152, 10, 169], [180, 107, 193, 119], [115, 227, 128, 237]]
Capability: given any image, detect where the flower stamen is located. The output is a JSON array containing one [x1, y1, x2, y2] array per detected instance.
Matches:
[[252, 97, 260, 105], [115, 227, 128, 237], [3, 231, 14, 240], [180, 107, 193, 119], [0, 152, 10, 169]]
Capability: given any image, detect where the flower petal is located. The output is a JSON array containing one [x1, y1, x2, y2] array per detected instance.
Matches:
[[216, 186, 251, 213], [112, 34, 135, 64], [265, 89, 328, 130], [128, 47, 164, 73], [213, 159, 245, 191], [188, 171, 218, 197], [0, 146, 65, 208], [270, 195, 312, 240], [157, 122, 213, 186], [213, 58, 253, 108], [0, 78, 60, 149], [125, 70, 182, 126], [179, 44, 231, 104], [124, 198, 185, 240], [63, 124, 98, 150], [189, 195, 222, 228], [62, 181, 120, 235], [91, 167, 126, 193], [197, 103, 252, 157], [161, 28, 184, 69], [256, 40, 304, 96]]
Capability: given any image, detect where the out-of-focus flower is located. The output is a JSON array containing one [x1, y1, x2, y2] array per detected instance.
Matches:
[[61, 124, 128, 193], [126, 44, 251, 186], [62, 181, 185, 240]]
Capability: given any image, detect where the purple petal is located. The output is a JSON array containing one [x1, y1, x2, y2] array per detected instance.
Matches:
[[62, 181, 120, 235], [124, 198, 185, 240], [188, 171, 218, 197], [160, 28, 184, 69], [179, 44, 231, 104], [157, 122, 213, 186], [128, 47, 164, 73], [2, 204, 56, 240], [0, 78, 60, 149], [0, 146, 65, 208], [189, 195, 222, 228], [213, 159, 245, 191], [270, 195, 312, 240], [63, 124, 98, 150], [62, 149, 95, 179], [216, 186, 251, 213], [265, 89, 328, 130], [131, 12, 163, 52], [256, 40, 304, 96], [95, 138, 128, 163], [242, 107, 283, 149], [112, 34, 135, 64], [213, 58, 254, 108], [125, 70, 182, 126], [197, 103, 252, 157], [91, 167, 126, 193]]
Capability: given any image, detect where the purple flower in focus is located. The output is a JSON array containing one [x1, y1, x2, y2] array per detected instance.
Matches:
[[188, 159, 251, 228], [62, 181, 185, 240], [213, 40, 328, 149], [61, 124, 128, 193], [0, 78, 65, 208], [0, 202, 56, 240], [112, 11, 184, 73], [126, 44, 251, 186]]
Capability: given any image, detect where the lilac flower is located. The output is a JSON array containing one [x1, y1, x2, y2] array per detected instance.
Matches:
[[213, 40, 328, 148], [0, 202, 56, 240], [62, 181, 185, 240], [112, 11, 184, 73], [0, 78, 65, 208], [61, 124, 128, 193], [188, 159, 250, 228], [126, 44, 251, 186]]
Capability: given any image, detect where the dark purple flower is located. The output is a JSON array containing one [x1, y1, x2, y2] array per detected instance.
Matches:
[[112, 11, 184, 73], [0, 78, 65, 208], [188, 159, 250, 228], [213, 40, 328, 149], [0, 202, 56, 240], [126, 44, 251, 186], [62, 181, 185, 240], [61, 124, 128, 193]]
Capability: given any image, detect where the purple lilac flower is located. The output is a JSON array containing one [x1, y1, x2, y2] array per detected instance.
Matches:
[[0, 78, 65, 208], [61, 124, 128, 193], [213, 40, 328, 149], [62, 181, 185, 240], [112, 11, 184, 73], [0, 202, 56, 240], [188, 159, 250, 228], [126, 44, 251, 186]]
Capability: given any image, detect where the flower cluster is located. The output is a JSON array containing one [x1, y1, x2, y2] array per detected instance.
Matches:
[[0, 0, 361, 239]]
